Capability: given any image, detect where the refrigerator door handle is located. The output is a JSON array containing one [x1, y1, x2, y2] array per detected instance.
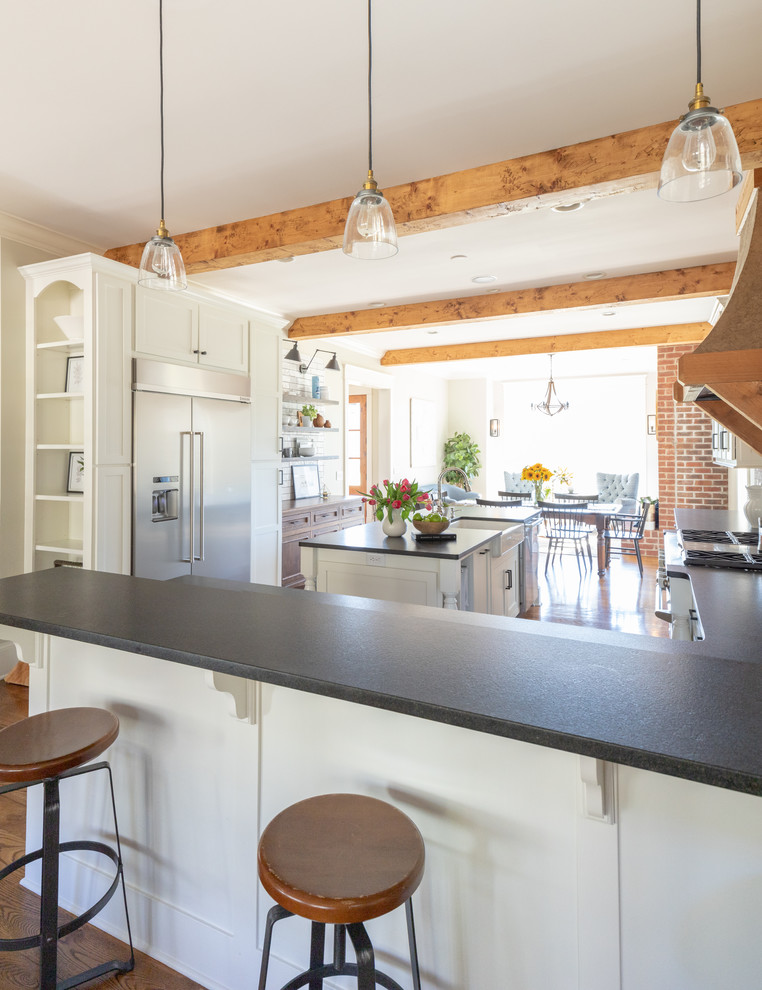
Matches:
[[196, 431, 205, 561], [181, 431, 194, 563]]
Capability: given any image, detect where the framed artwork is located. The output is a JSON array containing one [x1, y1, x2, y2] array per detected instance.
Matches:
[[67, 451, 84, 493], [410, 398, 436, 466], [292, 463, 320, 499], [65, 355, 84, 393]]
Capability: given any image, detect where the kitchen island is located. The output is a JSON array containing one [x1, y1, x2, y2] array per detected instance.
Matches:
[[300, 519, 524, 614], [0, 567, 759, 990]]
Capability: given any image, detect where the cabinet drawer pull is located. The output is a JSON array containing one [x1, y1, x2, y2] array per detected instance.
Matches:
[[505, 569, 513, 590]]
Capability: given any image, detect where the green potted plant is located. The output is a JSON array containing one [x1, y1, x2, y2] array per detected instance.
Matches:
[[300, 403, 318, 426], [442, 432, 481, 485], [640, 496, 659, 526]]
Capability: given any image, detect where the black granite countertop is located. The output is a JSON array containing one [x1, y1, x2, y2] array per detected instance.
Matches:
[[665, 508, 762, 663], [0, 568, 759, 796], [299, 520, 514, 559]]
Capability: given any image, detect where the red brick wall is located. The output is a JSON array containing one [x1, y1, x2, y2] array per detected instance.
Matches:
[[640, 343, 728, 555]]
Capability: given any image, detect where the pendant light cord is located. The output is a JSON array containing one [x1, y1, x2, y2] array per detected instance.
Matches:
[[367, 0, 373, 173], [159, 0, 166, 223], [695, 0, 702, 86]]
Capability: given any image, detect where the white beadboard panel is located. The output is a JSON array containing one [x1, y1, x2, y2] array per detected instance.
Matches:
[[94, 273, 132, 465], [251, 526, 281, 586], [135, 286, 198, 363], [198, 302, 249, 374], [250, 320, 281, 395], [251, 393, 280, 461], [93, 464, 131, 573]]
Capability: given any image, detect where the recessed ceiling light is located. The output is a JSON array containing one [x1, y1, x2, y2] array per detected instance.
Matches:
[[472, 275, 496, 284], [369, 301, 386, 308], [602, 309, 616, 317], [486, 288, 500, 294], [551, 202, 584, 213], [427, 329, 439, 335], [450, 254, 468, 261], [584, 272, 607, 280], [276, 255, 295, 263]]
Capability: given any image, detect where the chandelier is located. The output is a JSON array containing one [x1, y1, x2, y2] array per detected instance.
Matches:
[[531, 355, 569, 417]]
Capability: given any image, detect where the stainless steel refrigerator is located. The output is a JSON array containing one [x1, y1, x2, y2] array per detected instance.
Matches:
[[132, 359, 252, 581]]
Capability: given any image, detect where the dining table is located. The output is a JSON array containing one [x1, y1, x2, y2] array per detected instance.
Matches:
[[574, 502, 623, 576]]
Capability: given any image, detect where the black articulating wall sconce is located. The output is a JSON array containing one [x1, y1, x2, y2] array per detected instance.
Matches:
[[285, 344, 340, 375]]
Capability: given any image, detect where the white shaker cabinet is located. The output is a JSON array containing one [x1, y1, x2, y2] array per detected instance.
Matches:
[[135, 286, 249, 373]]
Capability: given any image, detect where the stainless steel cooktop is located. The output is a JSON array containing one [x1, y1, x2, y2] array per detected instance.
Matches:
[[678, 529, 762, 570]]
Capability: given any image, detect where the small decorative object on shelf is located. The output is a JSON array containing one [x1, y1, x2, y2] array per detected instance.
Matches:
[[321, 483, 330, 501], [358, 478, 431, 538], [521, 462, 554, 503], [324, 419, 332, 428]]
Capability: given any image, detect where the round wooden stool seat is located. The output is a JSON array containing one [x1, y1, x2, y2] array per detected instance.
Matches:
[[258, 793, 425, 926], [0, 707, 119, 785]]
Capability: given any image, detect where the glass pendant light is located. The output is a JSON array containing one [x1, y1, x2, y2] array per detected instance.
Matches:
[[658, 0, 742, 203], [531, 355, 569, 417], [139, 0, 187, 290], [343, 0, 398, 260]]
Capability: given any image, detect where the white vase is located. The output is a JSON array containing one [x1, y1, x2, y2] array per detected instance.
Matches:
[[381, 507, 407, 538], [743, 485, 762, 528]]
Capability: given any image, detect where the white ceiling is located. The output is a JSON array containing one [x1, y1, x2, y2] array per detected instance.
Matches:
[[1, 0, 759, 379]]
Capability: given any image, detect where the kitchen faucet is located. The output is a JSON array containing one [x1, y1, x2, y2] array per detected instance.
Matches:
[[437, 468, 470, 514]]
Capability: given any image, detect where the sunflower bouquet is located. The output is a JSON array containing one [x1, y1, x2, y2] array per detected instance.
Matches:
[[521, 462, 553, 503]]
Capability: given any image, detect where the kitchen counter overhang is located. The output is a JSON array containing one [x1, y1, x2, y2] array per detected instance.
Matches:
[[0, 568, 759, 795]]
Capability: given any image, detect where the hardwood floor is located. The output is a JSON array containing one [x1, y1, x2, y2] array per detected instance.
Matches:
[[524, 548, 667, 638], [0, 682, 207, 990], [0, 559, 663, 988]]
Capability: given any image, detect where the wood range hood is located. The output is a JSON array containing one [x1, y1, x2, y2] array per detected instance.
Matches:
[[675, 171, 762, 456]]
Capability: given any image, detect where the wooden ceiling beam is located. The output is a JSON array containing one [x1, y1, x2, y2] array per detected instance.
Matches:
[[104, 98, 762, 274], [678, 349, 762, 386], [289, 263, 734, 340], [380, 324, 710, 366]]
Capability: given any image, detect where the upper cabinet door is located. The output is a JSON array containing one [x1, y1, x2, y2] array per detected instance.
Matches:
[[135, 287, 198, 363], [198, 303, 249, 373]]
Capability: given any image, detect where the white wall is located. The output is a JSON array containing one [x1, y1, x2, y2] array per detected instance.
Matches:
[[340, 348, 448, 490], [0, 237, 59, 578]]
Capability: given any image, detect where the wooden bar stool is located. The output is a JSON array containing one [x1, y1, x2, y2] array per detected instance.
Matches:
[[258, 793, 425, 990], [0, 707, 134, 989]]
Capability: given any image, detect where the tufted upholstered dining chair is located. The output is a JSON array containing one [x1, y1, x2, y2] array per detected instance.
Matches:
[[503, 472, 535, 495], [595, 472, 639, 513]]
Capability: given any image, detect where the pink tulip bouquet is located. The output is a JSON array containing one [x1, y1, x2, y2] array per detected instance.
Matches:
[[359, 478, 431, 523]]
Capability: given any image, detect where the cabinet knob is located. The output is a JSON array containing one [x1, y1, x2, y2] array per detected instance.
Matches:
[[192, 349, 209, 355]]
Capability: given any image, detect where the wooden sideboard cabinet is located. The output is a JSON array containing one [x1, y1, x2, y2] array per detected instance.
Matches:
[[282, 496, 364, 588]]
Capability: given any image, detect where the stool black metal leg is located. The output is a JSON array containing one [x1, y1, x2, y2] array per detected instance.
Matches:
[[258, 904, 293, 990], [346, 922, 375, 990], [332, 923, 346, 971], [40, 776, 61, 990], [308, 921, 325, 990], [405, 899, 422, 990]]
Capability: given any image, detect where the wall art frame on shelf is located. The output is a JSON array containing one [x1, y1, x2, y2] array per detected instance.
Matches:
[[65, 355, 84, 393], [292, 463, 320, 499], [67, 451, 84, 493]]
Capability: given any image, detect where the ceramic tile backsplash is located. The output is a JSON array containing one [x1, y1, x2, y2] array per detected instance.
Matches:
[[281, 348, 338, 501]]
